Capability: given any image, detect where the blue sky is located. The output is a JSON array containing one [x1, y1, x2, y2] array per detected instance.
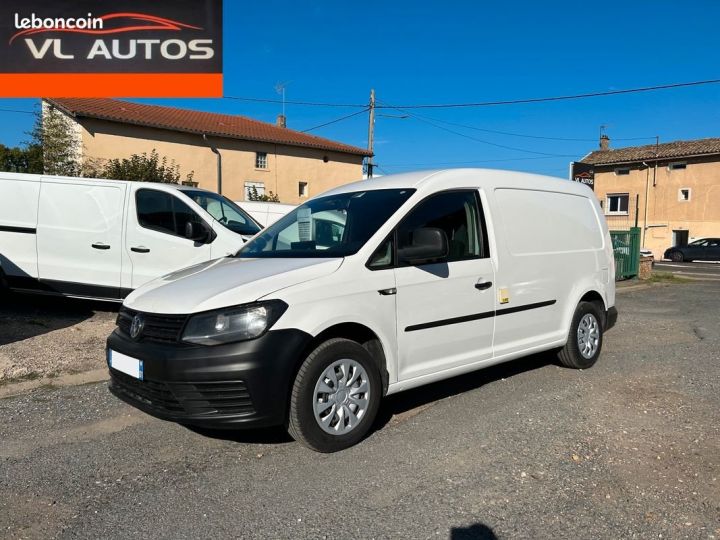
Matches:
[[2, 0, 719, 177]]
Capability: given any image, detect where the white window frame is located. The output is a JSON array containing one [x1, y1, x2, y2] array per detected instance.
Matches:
[[668, 161, 687, 171], [605, 193, 630, 215], [678, 188, 691, 202], [255, 152, 268, 170], [614, 167, 631, 176], [298, 181, 309, 198], [244, 181, 266, 200]]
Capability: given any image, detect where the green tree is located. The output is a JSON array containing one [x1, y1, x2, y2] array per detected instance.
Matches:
[[88, 149, 194, 184], [31, 104, 81, 176], [247, 185, 280, 202], [0, 143, 42, 173]]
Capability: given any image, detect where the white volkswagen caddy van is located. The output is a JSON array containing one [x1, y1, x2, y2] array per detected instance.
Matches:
[[107, 169, 617, 452], [0, 172, 261, 300]]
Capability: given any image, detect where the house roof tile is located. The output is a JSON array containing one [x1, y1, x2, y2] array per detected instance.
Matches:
[[45, 98, 371, 157], [582, 137, 720, 165]]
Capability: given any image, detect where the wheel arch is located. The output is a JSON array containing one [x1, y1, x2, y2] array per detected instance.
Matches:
[[561, 286, 608, 339], [293, 322, 391, 397]]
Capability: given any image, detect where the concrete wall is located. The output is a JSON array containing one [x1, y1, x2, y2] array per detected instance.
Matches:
[[593, 156, 720, 258], [76, 117, 365, 205]]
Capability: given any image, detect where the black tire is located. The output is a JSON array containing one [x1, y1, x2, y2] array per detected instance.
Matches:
[[287, 338, 382, 452], [671, 251, 684, 262], [558, 301, 604, 369]]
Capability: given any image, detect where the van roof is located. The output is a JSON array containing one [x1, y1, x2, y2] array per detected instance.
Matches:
[[0, 171, 217, 194], [322, 169, 586, 197]]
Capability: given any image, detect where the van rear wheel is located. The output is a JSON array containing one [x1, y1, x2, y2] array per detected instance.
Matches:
[[287, 338, 381, 452], [558, 301, 604, 369]]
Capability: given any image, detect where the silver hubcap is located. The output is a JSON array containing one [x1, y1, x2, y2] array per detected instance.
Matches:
[[313, 359, 370, 435], [577, 313, 600, 359]]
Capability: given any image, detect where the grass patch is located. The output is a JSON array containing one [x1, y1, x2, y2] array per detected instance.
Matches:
[[645, 271, 691, 284]]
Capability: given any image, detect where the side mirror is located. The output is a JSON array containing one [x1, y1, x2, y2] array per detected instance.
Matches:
[[398, 227, 449, 265], [185, 221, 209, 243]]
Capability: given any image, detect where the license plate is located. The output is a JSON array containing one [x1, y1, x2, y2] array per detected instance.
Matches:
[[108, 349, 144, 380]]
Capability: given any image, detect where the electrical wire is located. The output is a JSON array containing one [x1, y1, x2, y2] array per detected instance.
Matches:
[[377, 100, 576, 158], [223, 95, 366, 108], [300, 108, 369, 133], [0, 108, 35, 115], [385, 78, 720, 109], [222, 78, 720, 110], [403, 116, 656, 142]]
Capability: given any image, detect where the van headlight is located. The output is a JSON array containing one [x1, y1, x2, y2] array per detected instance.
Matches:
[[182, 300, 287, 345]]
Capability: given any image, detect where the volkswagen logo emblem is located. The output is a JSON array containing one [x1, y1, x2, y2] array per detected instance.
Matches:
[[129, 314, 145, 340]]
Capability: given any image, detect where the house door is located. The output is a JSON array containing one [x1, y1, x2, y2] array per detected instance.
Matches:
[[672, 230, 689, 247]]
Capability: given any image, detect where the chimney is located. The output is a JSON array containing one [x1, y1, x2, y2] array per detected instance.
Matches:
[[276, 114, 286, 128], [599, 134, 610, 150]]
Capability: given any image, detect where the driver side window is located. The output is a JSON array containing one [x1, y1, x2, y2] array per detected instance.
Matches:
[[136, 189, 204, 238], [397, 190, 487, 263]]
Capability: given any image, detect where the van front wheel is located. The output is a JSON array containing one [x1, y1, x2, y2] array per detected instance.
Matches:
[[558, 301, 604, 369], [287, 338, 381, 452]]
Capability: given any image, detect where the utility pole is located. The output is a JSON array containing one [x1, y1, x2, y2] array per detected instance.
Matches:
[[366, 88, 375, 178]]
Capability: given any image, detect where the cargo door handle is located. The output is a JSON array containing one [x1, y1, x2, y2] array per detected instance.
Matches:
[[475, 281, 493, 291], [131, 246, 150, 253], [378, 288, 397, 296], [91, 242, 111, 250]]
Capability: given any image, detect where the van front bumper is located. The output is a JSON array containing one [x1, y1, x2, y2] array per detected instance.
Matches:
[[106, 328, 312, 429]]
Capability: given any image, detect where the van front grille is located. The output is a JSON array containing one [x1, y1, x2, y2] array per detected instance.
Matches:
[[116, 307, 187, 343]]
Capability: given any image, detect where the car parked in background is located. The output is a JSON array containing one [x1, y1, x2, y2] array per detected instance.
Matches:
[[664, 238, 720, 262]]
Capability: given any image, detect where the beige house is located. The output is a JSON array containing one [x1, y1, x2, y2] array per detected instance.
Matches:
[[43, 98, 371, 205], [581, 136, 720, 258]]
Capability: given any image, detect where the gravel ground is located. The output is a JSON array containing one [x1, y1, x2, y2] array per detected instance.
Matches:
[[0, 281, 718, 539], [0, 294, 117, 382]]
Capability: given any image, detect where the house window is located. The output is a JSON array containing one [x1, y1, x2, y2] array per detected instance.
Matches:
[[669, 162, 687, 171], [614, 168, 630, 175], [606, 193, 629, 215], [244, 181, 265, 200], [679, 188, 691, 201], [255, 152, 268, 169], [298, 181, 309, 198]]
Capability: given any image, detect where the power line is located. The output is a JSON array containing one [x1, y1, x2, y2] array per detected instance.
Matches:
[[385, 78, 720, 109], [383, 155, 566, 168], [0, 108, 35, 115], [300, 108, 369, 133], [222, 78, 720, 110], [404, 116, 656, 142], [377, 100, 575, 158], [223, 95, 366, 108]]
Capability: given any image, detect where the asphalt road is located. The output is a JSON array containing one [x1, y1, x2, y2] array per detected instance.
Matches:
[[1, 282, 719, 539], [655, 261, 720, 280]]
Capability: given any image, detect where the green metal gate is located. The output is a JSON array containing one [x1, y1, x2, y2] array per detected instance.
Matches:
[[610, 227, 641, 279]]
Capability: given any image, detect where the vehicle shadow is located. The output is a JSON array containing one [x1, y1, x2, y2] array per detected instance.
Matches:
[[184, 424, 294, 445], [188, 350, 559, 447], [0, 292, 119, 346], [373, 350, 559, 431], [450, 522, 498, 539]]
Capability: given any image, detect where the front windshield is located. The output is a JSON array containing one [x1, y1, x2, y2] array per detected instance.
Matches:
[[184, 190, 261, 236], [238, 188, 415, 258]]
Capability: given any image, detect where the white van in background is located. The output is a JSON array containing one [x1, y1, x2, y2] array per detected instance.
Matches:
[[0, 172, 261, 301], [236, 200, 296, 227], [107, 169, 617, 452]]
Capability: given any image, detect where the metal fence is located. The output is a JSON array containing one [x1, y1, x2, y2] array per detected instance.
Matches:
[[610, 227, 641, 280]]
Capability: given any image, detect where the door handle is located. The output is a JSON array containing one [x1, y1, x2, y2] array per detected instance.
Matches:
[[475, 281, 493, 291], [131, 246, 151, 253], [378, 288, 397, 296], [91, 242, 111, 250]]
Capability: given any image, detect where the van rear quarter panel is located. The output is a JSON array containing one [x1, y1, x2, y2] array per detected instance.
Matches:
[[0, 175, 40, 278], [490, 187, 609, 356]]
